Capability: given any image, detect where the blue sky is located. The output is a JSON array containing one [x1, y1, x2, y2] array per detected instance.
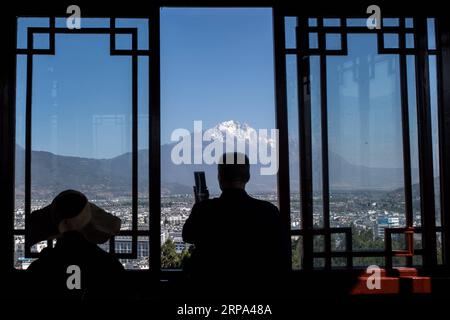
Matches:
[[15, 12, 439, 170], [16, 17, 149, 159], [160, 8, 275, 144], [16, 9, 276, 160]]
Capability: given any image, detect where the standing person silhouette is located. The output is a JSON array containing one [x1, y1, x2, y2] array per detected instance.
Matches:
[[182, 152, 290, 298]]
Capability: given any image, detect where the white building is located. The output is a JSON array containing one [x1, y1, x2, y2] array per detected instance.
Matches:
[[377, 216, 400, 239]]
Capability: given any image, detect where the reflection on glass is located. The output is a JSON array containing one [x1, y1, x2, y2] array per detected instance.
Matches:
[[286, 55, 301, 230], [384, 34, 399, 49], [323, 18, 340, 27], [405, 18, 414, 29], [15, 55, 27, 231], [284, 17, 297, 49], [15, 18, 149, 270], [326, 34, 342, 51], [160, 8, 277, 268], [308, 18, 317, 27], [346, 18, 368, 27], [327, 34, 405, 253], [427, 18, 436, 50], [406, 34, 415, 49], [428, 55, 441, 226], [406, 55, 421, 227], [55, 17, 110, 29], [310, 57, 323, 228], [383, 18, 400, 27], [309, 33, 318, 49], [116, 18, 149, 50], [29, 33, 133, 225]]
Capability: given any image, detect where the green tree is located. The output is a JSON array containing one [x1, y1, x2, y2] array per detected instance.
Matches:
[[161, 239, 180, 269], [291, 237, 302, 269], [161, 240, 193, 269], [179, 247, 192, 268], [352, 225, 384, 266]]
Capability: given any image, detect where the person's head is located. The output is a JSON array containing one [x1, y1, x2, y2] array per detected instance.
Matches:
[[218, 152, 250, 190], [29, 189, 121, 245], [53, 190, 89, 234]]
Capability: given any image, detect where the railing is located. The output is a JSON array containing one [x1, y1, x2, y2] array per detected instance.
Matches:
[[291, 226, 444, 269]]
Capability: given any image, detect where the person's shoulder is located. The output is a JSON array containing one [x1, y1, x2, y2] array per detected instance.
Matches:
[[104, 252, 125, 271], [27, 247, 53, 271], [192, 197, 220, 212], [248, 196, 279, 214], [247, 194, 278, 209]]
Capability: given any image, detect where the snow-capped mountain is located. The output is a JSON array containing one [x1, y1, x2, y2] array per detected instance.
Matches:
[[207, 120, 276, 147], [15, 120, 411, 198]]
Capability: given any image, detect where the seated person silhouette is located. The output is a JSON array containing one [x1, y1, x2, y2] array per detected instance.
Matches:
[[182, 152, 289, 297], [27, 190, 124, 300]]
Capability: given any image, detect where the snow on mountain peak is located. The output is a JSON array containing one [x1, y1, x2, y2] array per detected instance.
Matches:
[[209, 120, 275, 146]]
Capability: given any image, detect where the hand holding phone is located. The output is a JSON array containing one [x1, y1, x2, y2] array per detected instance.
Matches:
[[193, 171, 209, 203]]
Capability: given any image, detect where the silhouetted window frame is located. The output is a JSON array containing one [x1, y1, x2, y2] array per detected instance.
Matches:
[[275, 11, 446, 270], [1, 2, 449, 277], [14, 18, 150, 261]]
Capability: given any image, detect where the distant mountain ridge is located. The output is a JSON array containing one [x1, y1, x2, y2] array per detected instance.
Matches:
[[15, 120, 413, 199]]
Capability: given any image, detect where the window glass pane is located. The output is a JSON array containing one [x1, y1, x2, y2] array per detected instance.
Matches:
[[30, 33, 133, 222], [314, 258, 325, 268], [332, 257, 347, 267], [309, 32, 318, 49], [427, 18, 436, 50], [326, 33, 342, 51], [33, 33, 50, 50], [406, 33, 415, 49], [354, 257, 384, 267], [327, 35, 405, 253], [291, 236, 302, 270], [308, 18, 317, 27], [428, 55, 441, 227], [15, 18, 149, 270], [383, 18, 400, 27], [138, 56, 150, 232], [17, 17, 49, 49], [393, 256, 408, 267], [437, 232, 443, 265], [323, 18, 340, 27], [55, 17, 110, 29], [284, 16, 297, 49], [384, 34, 399, 49], [405, 18, 414, 29], [116, 18, 149, 50], [160, 8, 277, 269], [406, 55, 421, 227], [331, 233, 346, 251], [346, 18, 368, 27], [284, 17, 439, 269], [286, 55, 301, 230], [14, 236, 27, 270], [313, 235, 325, 252], [15, 55, 26, 232], [310, 57, 323, 228]]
